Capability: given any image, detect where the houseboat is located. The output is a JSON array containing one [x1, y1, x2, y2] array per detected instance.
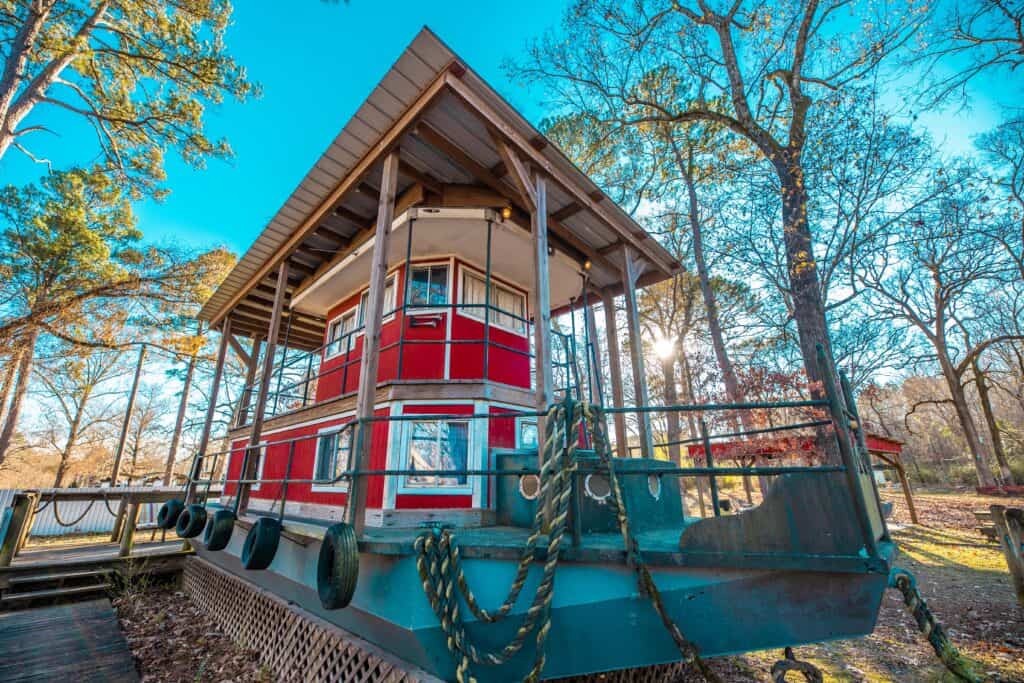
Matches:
[[167, 28, 895, 682]]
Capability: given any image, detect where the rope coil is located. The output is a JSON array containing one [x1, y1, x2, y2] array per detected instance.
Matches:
[[414, 400, 719, 683]]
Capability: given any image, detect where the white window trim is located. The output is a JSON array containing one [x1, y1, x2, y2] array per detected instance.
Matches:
[[515, 416, 539, 450], [356, 272, 399, 335], [322, 273, 399, 360], [324, 308, 359, 360], [396, 414, 475, 496], [311, 422, 353, 492], [456, 264, 529, 338]]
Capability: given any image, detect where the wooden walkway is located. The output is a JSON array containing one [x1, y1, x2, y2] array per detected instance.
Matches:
[[0, 598, 138, 682]]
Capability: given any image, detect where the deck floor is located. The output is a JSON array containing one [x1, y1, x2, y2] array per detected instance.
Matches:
[[12, 540, 186, 568], [0, 598, 139, 682]]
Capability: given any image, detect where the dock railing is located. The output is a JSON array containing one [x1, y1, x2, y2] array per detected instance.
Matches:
[[0, 486, 222, 566], [186, 344, 888, 565]]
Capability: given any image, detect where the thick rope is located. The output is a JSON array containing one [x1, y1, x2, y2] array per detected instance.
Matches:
[[414, 401, 578, 682], [889, 569, 978, 682], [51, 498, 96, 528], [582, 402, 721, 683]]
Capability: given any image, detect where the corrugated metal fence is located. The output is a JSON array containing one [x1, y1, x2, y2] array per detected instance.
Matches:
[[0, 488, 166, 537]]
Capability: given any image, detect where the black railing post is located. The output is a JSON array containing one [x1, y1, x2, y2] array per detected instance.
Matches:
[[700, 418, 721, 517], [483, 219, 493, 381], [278, 440, 297, 522], [273, 314, 294, 416]]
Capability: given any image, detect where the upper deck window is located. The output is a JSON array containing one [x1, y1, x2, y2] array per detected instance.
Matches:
[[409, 265, 449, 307], [326, 309, 358, 357], [460, 270, 526, 334], [358, 274, 397, 324]]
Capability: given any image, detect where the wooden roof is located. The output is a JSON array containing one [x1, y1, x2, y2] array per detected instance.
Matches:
[[198, 27, 681, 346]]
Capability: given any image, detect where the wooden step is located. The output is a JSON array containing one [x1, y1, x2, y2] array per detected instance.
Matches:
[[2, 582, 111, 602], [8, 568, 111, 586]]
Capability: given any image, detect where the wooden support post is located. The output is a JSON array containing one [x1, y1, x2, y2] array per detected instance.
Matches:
[[620, 246, 652, 458], [110, 345, 147, 485], [109, 496, 127, 542], [894, 455, 919, 525], [347, 150, 400, 535], [235, 334, 263, 427], [0, 492, 37, 566], [164, 331, 199, 486], [600, 291, 628, 457], [118, 500, 141, 558], [991, 505, 1024, 606], [532, 174, 553, 463], [239, 263, 289, 515], [186, 319, 232, 504]]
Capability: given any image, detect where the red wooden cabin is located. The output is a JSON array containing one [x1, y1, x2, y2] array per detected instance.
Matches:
[[195, 28, 681, 530]]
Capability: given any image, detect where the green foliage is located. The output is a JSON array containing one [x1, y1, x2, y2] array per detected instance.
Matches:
[[0, 0, 258, 197]]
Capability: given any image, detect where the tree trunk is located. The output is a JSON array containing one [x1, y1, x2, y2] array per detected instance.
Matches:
[[660, 355, 683, 464], [164, 352, 197, 485], [972, 358, 1016, 485], [0, 347, 23, 430], [54, 390, 90, 488], [0, 327, 39, 467], [938, 355, 997, 487], [775, 158, 841, 465]]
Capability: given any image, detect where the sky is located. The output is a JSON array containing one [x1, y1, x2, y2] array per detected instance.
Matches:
[[0, 0, 1017, 259]]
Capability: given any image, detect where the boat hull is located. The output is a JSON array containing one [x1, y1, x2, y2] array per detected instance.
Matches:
[[192, 533, 887, 681]]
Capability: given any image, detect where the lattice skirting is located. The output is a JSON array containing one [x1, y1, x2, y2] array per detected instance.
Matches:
[[182, 557, 689, 682], [182, 557, 442, 683]]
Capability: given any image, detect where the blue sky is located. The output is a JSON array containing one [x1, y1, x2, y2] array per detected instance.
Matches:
[[0, 0, 1016, 258]]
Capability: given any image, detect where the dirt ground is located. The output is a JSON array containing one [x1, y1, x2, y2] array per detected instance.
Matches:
[[113, 488, 1023, 682]]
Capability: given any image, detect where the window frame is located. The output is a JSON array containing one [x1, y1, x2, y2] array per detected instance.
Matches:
[[516, 417, 539, 450], [406, 263, 451, 312], [325, 308, 359, 360], [457, 265, 528, 337], [358, 273, 398, 329], [397, 417, 474, 495], [311, 422, 353, 492]]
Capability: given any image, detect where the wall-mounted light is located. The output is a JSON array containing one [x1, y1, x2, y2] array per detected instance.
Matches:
[[583, 259, 592, 271], [500, 206, 512, 219]]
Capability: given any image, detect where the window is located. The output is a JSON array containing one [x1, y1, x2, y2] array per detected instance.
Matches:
[[314, 426, 352, 489], [358, 275, 397, 325], [404, 420, 470, 489], [409, 265, 449, 307], [461, 271, 526, 333], [326, 309, 358, 357], [518, 419, 538, 450]]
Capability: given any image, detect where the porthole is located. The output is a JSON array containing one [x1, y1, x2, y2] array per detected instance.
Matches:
[[648, 474, 662, 500], [518, 474, 540, 501], [584, 474, 611, 503]]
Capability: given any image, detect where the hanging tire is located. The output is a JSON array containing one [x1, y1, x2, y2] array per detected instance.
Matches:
[[241, 517, 281, 570], [156, 499, 185, 530], [204, 509, 236, 551], [175, 504, 207, 539], [317, 522, 359, 609]]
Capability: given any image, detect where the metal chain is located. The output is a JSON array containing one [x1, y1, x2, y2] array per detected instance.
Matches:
[[770, 647, 823, 682], [889, 569, 978, 682], [582, 402, 722, 683], [413, 401, 578, 683]]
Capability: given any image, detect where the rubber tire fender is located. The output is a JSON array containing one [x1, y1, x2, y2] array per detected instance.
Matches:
[[204, 509, 236, 551], [156, 499, 185, 530], [175, 504, 207, 539], [317, 522, 359, 609], [241, 516, 281, 570]]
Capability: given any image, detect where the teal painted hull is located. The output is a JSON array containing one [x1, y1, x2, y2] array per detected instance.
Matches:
[[193, 536, 890, 681]]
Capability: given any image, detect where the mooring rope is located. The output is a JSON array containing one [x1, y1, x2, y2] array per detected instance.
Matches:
[[582, 402, 721, 683], [33, 496, 53, 514], [414, 401, 578, 682], [102, 492, 119, 516], [889, 569, 979, 682]]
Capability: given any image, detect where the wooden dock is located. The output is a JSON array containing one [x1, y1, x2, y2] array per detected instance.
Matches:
[[0, 598, 139, 682]]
